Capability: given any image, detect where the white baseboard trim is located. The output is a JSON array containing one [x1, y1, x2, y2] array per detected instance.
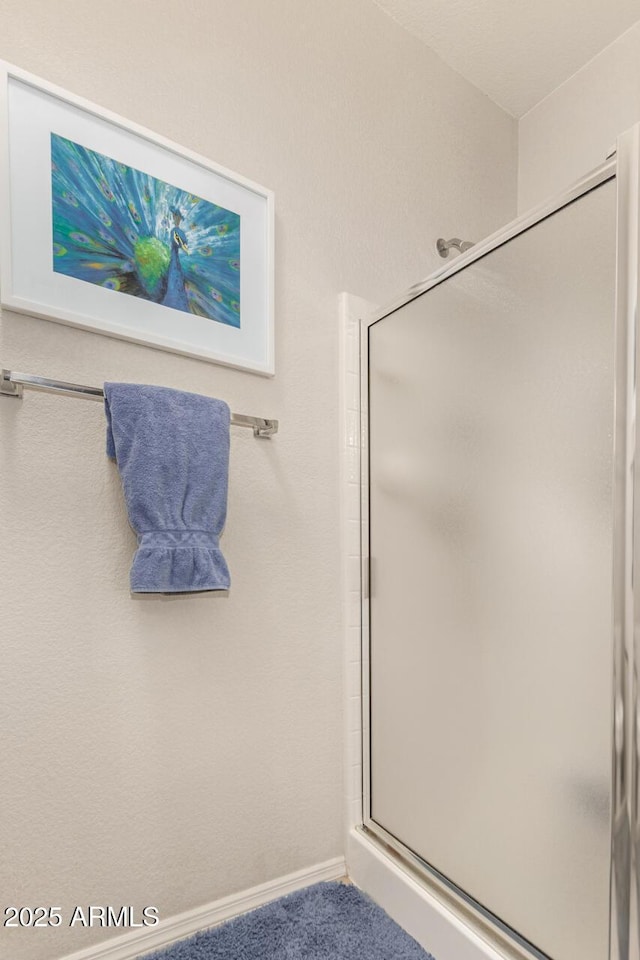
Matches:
[[58, 856, 346, 960], [348, 829, 506, 960]]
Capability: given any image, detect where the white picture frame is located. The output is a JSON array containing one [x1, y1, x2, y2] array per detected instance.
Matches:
[[0, 61, 275, 375]]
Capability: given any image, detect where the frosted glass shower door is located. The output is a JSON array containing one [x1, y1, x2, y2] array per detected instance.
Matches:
[[367, 176, 618, 960]]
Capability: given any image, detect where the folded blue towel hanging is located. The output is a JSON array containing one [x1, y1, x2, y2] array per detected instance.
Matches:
[[104, 382, 231, 594]]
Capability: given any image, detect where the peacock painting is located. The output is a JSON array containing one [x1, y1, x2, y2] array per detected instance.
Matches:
[[50, 134, 241, 327]]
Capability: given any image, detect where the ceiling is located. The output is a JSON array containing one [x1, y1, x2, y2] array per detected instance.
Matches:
[[372, 0, 640, 117]]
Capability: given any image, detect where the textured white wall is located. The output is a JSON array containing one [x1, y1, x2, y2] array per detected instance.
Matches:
[[0, 3, 516, 958], [371, 0, 640, 118], [518, 20, 640, 211]]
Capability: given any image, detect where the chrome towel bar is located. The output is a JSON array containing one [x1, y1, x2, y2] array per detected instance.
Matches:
[[0, 368, 278, 437]]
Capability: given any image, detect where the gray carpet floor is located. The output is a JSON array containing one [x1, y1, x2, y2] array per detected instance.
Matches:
[[141, 881, 435, 959]]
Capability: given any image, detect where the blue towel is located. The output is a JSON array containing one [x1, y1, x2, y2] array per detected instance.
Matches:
[[104, 382, 231, 594]]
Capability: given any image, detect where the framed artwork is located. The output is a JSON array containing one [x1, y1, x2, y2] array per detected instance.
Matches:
[[0, 61, 275, 375]]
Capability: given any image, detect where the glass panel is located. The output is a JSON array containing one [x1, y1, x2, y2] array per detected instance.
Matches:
[[368, 178, 617, 960]]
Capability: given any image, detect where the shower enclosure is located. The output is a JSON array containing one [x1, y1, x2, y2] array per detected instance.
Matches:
[[360, 125, 640, 960]]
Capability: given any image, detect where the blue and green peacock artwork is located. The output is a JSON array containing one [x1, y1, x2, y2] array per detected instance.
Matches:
[[51, 134, 241, 326]]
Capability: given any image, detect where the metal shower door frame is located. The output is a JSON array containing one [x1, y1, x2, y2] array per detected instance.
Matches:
[[359, 123, 640, 960]]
